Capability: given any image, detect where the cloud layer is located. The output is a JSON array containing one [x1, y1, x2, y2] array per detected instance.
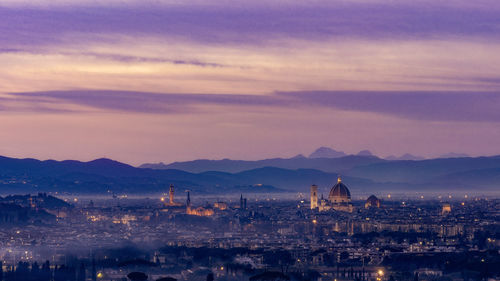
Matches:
[[2, 1, 500, 47], [2, 0, 500, 163], [2, 0, 500, 94], [5, 90, 500, 122]]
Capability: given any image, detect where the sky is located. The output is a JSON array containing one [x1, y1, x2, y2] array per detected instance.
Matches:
[[1, 0, 500, 165]]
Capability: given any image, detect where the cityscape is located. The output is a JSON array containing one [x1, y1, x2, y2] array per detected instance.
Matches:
[[1, 0, 500, 280], [0, 165, 498, 281]]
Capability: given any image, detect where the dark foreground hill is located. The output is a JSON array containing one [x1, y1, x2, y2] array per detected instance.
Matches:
[[0, 155, 375, 194]]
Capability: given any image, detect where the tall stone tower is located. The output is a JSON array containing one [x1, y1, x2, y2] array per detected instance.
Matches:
[[310, 184, 318, 209], [169, 184, 175, 205], [186, 191, 191, 212]]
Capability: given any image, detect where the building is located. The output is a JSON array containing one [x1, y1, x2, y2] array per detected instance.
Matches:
[[186, 191, 214, 216], [239, 194, 247, 210], [187, 206, 215, 216], [164, 184, 182, 207], [441, 203, 452, 215], [310, 185, 318, 210], [214, 201, 228, 210], [318, 176, 354, 213], [169, 184, 175, 205], [365, 195, 381, 208]]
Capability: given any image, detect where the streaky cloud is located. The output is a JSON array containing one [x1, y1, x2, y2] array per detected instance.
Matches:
[[1, 1, 500, 48], [279, 91, 500, 122], [78, 52, 228, 68], [7, 90, 290, 114], [6, 90, 500, 122]]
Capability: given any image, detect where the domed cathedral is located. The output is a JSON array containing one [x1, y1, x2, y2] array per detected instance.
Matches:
[[315, 176, 354, 213], [329, 176, 352, 203], [365, 195, 381, 208]]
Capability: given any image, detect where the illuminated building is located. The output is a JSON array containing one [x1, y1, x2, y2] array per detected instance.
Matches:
[[169, 184, 174, 205], [310, 184, 318, 209], [441, 203, 452, 215], [214, 201, 228, 210], [187, 206, 215, 216], [186, 191, 214, 216], [318, 176, 354, 212], [164, 184, 182, 207], [365, 195, 381, 208]]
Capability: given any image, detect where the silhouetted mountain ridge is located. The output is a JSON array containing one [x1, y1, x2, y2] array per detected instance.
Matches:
[[345, 155, 500, 185], [141, 154, 500, 193], [141, 155, 385, 173], [385, 153, 425, 161], [308, 147, 346, 158], [0, 155, 371, 194], [1, 154, 500, 194]]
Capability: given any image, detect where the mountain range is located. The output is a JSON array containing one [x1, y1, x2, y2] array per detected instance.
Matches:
[[309, 147, 347, 158], [385, 154, 425, 161], [140, 155, 383, 174], [289, 146, 468, 161], [0, 147, 498, 195]]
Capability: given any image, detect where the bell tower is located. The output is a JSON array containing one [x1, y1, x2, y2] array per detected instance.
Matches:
[[169, 184, 175, 205], [310, 184, 318, 209]]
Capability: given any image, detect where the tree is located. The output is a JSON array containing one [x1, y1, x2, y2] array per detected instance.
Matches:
[[41, 261, 52, 281], [249, 271, 290, 281], [156, 277, 177, 281], [92, 258, 97, 281], [127, 272, 148, 281], [78, 262, 86, 281]]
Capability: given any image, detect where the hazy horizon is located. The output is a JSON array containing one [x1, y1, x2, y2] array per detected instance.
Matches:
[[0, 146, 499, 167]]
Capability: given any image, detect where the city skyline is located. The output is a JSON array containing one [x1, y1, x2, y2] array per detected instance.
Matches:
[[1, 2, 499, 281], [1, 1, 500, 164]]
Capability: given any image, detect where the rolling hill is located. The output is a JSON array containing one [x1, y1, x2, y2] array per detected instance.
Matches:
[[140, 155, 385, 173], [1, 154, 500, 195]]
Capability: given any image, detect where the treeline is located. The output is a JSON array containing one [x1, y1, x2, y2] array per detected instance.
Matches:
[[0, 261, 91, 281]]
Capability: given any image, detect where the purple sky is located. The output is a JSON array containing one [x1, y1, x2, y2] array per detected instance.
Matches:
[[1, 0, 500, 165]]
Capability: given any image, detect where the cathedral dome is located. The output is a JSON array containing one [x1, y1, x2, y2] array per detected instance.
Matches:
[[328, 176, 351, 203]]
